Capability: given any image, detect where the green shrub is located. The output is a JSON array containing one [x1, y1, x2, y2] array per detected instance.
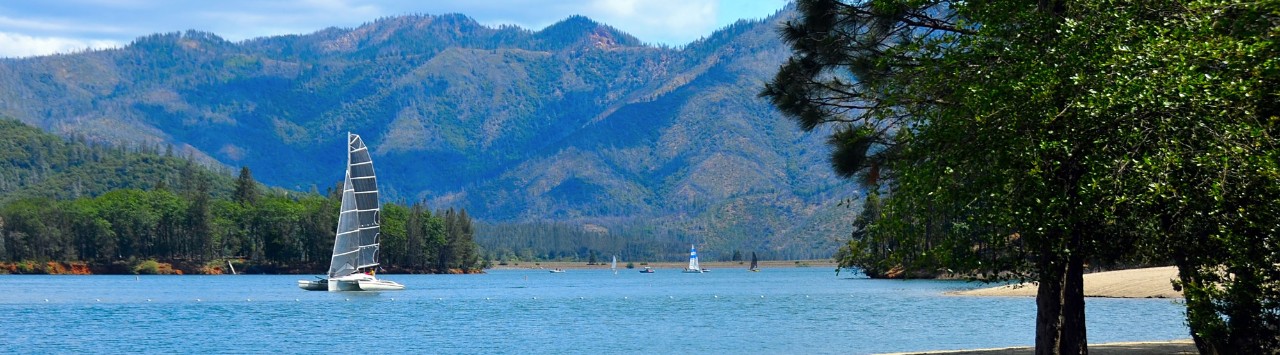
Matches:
[[134, 260, 161, 275]]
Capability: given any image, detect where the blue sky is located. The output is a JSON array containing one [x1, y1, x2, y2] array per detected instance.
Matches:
[[0, 0, 791, 58]]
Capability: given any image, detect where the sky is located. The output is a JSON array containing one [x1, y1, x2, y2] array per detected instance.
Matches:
[[0, 0, 791, 58]]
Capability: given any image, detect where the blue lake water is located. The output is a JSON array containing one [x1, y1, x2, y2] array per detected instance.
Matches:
[[0, 268, 1188, 354]]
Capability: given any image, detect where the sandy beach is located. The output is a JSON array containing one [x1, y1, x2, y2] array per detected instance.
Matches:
[[924, 267, 1192, 353], [880, 339, 1197, 354], [949, 266, 1181, 298]]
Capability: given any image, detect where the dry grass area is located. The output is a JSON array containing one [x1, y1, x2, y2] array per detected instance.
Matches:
[[949, 266, 1181, 298]]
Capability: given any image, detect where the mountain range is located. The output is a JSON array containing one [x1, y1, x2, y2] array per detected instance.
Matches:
[[0, 9, 858, 260]]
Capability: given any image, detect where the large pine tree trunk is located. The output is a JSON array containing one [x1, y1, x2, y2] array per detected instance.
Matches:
[[1035, 232, 1088, 355]]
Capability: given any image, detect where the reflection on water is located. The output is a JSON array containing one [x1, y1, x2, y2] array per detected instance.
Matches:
[[0, 268, 1188, 354]]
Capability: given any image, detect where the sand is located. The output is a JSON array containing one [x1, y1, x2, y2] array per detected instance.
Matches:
[[949, 266, 1181, 298], [879, 339, 1197, 354]]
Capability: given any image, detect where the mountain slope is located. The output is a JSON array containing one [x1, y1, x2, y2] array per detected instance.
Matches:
[[0, 9, 857, 260]]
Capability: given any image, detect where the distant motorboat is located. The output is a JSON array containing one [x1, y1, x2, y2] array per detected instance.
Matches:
[[683, 245, 704, 273], [639, 267, 655, 273], [549, 268, 565, 273]]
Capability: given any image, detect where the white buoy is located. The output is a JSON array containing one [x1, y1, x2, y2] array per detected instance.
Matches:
[[346, 298, 350, 301], [146, 299, 151, 302], [95, 299, 101, 302], [196, 299, 201, 302], [44, 299, 49, 302], [294, 299, 298, 302]]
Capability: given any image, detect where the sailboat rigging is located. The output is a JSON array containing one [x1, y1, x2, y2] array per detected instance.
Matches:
[[298, 133, 404, 291]]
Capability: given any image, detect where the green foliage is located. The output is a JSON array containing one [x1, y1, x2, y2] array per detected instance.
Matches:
[[0, 119, 484, 273], [766, 0, 1279, 352], [233, 167, 259, 206], [133, 259, 161, 275], [0, 119, 236, 203]]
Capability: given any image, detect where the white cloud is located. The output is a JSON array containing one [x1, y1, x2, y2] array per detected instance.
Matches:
[[0, 32, 121, 58], [0, 15, 133, 35], [586, 0, 718, 44]]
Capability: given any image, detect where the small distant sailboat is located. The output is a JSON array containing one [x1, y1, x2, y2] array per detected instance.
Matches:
[[683, 245, 704, 273], [749, 252, 760, 272], [298, 133, 404, 292], [611, 255, 618, 275]]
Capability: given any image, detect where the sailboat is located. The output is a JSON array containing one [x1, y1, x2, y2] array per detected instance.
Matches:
[[749, 252, 760, 272], [682, 245, 704, 273], [298, 133, 404, 292], [611, 255, 618, 274]]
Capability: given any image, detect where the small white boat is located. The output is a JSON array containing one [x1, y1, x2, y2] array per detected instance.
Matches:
[[611, 255, 618, 275], [683, 245, 704, 273], [549, 268, 565, 273], [298, 133, 404, 292]]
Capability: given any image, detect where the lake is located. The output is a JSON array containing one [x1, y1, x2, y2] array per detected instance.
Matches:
[[0, 267, 1188, 354]]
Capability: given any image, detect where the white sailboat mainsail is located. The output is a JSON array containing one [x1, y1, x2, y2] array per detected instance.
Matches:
[[299, 133, 403, 291], [330, 133, 382, 278], [611, 255, 618, 274], [684, 245, 703, 273]]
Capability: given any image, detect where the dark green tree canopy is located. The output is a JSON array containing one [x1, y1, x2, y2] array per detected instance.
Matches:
[[764, 0, 1279, 353]]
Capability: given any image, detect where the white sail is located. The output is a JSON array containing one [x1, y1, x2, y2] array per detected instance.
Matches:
[[611, 256, 617, 270], [686, 245, 701, 272], [301, 133, 402, 291], [329, 133, 382, 278]]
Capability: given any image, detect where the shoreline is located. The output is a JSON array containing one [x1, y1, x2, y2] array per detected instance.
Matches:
[[487, 259, 837, 271], [0, 259, 837, 275], [948, 266, 1181, 298]]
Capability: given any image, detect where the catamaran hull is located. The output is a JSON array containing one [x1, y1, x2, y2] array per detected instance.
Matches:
[[326, 274, 404, 291], [356, 279, 405, 291]]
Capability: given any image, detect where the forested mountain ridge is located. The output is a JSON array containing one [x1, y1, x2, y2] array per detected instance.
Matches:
[[0, 119, 237, 202], [0, 9, 857, 260]]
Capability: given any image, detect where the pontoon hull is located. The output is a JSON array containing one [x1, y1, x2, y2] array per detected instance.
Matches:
[[327, 273, 404, 291], [297, 279, 327, 291]]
